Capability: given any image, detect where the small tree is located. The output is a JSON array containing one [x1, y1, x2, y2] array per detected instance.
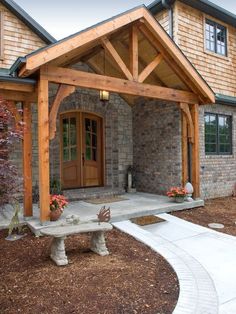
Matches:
[[0, 100, 23, 207]]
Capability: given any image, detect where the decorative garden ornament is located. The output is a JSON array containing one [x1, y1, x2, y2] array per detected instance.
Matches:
[[185, 182, 194, 202], [97, 206, 111, 224]]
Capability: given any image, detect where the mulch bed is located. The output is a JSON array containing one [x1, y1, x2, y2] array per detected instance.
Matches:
[[173, 196, 236, 236], [0, 228, 179, 314]]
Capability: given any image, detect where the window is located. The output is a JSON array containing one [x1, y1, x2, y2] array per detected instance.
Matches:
[[205, 113, 232, 155], [205, 19, 227, 56]]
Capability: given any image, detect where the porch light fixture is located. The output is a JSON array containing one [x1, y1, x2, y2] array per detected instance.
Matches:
[[100, 47, 109, 103], [100, 90, 109, 102]]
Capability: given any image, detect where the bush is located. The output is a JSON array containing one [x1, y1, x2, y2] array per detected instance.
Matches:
[[0, 100, 23, 206]]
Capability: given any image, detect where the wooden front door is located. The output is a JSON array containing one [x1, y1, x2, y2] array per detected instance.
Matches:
[[61, 112, 103, 189]]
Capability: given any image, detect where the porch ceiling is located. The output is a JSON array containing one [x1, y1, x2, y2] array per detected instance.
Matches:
[[16, 5, 215, 105]]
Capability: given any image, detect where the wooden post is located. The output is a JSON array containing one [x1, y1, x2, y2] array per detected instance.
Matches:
[[38, 67, 50, 223], [22, 101, 33, 217], [190, 103, 200, 198], [181, 111, 188, 186], [130, 25, 139, 81]]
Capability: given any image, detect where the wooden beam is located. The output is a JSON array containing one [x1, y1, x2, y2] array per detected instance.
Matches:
[[130, 25, 139, 81], [180, 102, 194, 143], [101, 37, 133, 81], [139, 25, 196, 91], [190, 103, 200, 198], [0, 82, 34, 92], [138, 54, 163, 83], [116, 39, 166, 86], [38, 68, 50, 223], [49, 84, 76, 140], [22, 101, 33, 217], [42, 65, 199, 104], [0, 90, 37, 102], [19, 7, 145, 77], [63, 45, 102, 67], [85, 59, 135, 105], [181, 111, 188, 186], [139, 19, 215, 103]]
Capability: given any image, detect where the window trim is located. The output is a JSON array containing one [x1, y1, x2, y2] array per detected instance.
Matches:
[[205, 18, 227, 57], [205, 112, 232, 156]]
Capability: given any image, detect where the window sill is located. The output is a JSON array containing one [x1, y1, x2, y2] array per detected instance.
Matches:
[[205, 154, 234, 158], [204, 49, 229, 61]]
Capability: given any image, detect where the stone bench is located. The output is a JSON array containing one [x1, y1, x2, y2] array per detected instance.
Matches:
[[41, 222, 113, 266]]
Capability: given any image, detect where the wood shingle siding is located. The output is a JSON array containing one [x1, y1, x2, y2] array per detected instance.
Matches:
[[0, 3, 46, 69], [155, 9, 170, 34], [170, 1, 236, 97]]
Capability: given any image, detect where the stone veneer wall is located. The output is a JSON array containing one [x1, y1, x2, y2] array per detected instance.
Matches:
[[132, 99, 182, 195], [199, 104, 236, 199]]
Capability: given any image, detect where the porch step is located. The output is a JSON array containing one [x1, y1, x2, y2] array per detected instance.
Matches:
[[62, 187, 125, 202]]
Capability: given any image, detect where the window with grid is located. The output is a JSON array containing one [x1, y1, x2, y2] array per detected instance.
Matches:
[[205, 113, 232, 155], [205, 19, 227, 56]]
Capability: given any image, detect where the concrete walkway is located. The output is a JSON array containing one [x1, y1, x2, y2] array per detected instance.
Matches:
[[114, 214, 236, 314]]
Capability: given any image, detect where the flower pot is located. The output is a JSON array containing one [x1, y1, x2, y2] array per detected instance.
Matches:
[[174, 197, 185, 203], [50, 209, 62, 221]]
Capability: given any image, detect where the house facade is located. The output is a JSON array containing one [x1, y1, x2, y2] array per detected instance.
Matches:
[[151, 0, 236, 198], [0, 0, 234, 221]]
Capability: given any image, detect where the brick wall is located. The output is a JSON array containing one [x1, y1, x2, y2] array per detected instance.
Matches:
[[199, 104, 236, 199], [133, 99, 182, 195]]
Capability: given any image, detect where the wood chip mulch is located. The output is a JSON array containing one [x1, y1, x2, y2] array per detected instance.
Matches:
[[173, 196, 236, 236], [0, 227, 179, 314]]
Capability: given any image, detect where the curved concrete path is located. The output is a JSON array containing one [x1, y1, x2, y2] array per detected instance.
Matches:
[[113, 214, 236, 314]]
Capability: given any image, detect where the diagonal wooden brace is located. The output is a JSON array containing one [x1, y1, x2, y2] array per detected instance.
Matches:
[[180, 102, 194, 143], [49, 84, 75, 140]]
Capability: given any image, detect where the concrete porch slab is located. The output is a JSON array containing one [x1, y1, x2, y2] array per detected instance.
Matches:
[[0, 192, 204, 236]]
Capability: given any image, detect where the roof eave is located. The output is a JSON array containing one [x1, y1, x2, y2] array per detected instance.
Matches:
[[148, 0, 236, 27], [0, 0, 56, 44], [215, 94, 236, 107]]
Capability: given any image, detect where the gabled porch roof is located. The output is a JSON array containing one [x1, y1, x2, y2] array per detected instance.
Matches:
[[15, 5, 215, 105]]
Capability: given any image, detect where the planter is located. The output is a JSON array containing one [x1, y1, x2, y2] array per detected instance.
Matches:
[[50, 209, 62, 221], [174, 197, 185, 203]]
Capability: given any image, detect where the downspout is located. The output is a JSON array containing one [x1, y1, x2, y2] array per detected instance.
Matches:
[[188, 142, 192, 183], [162, 0, 174, 38]]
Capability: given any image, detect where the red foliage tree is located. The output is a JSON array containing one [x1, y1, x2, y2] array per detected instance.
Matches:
[[0, 100, 23, 206]]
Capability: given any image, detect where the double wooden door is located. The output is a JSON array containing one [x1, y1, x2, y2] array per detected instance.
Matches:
[[60, 112, 103, 189]]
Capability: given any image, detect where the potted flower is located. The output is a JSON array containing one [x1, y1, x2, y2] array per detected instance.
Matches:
[[167, 187, 187, 203], [50, 194, 68, 221]]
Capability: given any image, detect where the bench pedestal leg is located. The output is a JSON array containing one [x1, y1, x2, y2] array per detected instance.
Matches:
[[50, 236, 68, 266], [91, 231, 109, 256]]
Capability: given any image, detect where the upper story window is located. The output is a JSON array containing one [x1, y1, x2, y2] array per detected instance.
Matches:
[[205, 19, 227, 56], [205, 113, 232, 155]]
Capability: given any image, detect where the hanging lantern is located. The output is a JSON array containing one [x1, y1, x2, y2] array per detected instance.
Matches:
[[100, 47, 109, 103]]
